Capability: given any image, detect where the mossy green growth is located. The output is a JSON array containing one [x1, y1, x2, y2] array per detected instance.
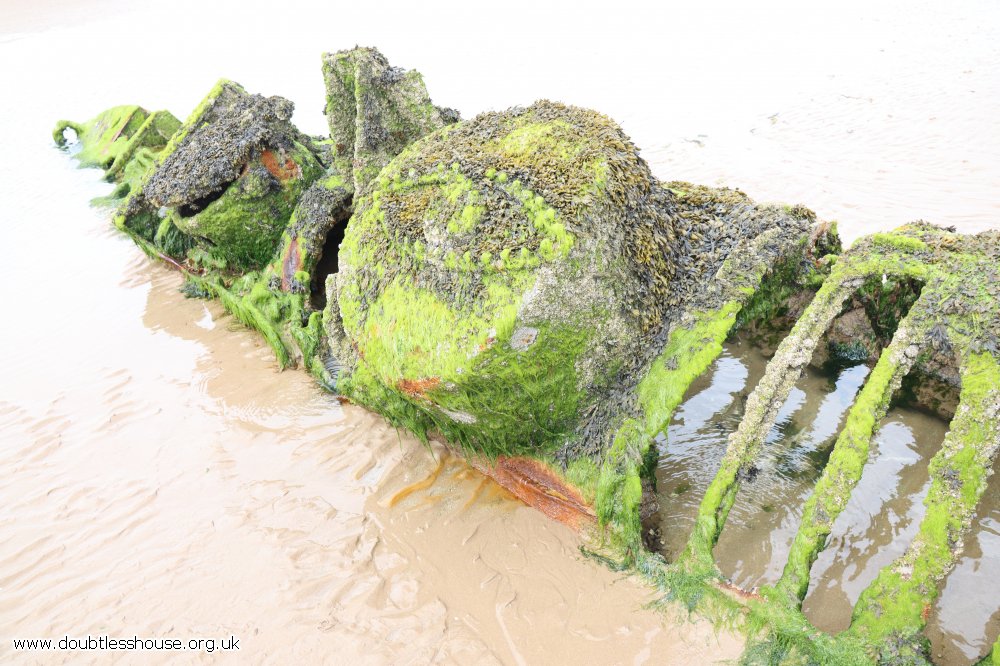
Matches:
[[624, 550, 874, 666], [335, 169, 596, 455], [54, 105, 181, 206], [176, 267, 329, 377], [595, 419, 647, 555], [104, 110, 181, 178], [332, 100, 679, 462], [593, 302, 743, 559], [54, 105, 152, 169], [489, 118, 608, 197], [321, 46, 458, 194], [846, 351, 1000, 660], [340, 316, 591, 459], [871, 232, 929, 254], [731, 233, 834, 336], [775, 314, 922, 606], [638, 302, 743, 435], [113, 79, 328, 270], [170, 139, 325, 269], [561, 456, 601, 505], [645, 224, 1000, 664], [595, 224, 833, 561]]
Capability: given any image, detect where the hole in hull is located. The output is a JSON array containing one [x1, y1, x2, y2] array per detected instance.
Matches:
[[310, 209, 351, 311], [178, 180, 235, 218]]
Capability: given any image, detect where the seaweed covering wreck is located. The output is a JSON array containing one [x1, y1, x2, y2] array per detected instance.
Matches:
[[55, 46, 1000, 665]]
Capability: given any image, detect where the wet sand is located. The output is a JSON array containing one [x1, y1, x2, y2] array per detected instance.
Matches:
[[0, 257, 742, 664]]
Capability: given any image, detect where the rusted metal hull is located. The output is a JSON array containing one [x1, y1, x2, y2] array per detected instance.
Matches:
[[464, 454, 596, 531]]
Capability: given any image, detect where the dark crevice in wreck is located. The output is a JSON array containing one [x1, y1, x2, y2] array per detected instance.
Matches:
[[177, 179, 235, 218], [310, 209, 352, 311], [897, 346, 963, 421], [812, 275, 925, 372]]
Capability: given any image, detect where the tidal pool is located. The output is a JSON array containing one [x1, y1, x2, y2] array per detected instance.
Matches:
[[655, 336, 996, 664]]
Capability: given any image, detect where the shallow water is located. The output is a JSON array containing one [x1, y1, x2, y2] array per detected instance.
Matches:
[[656, 343, 873, 580], [656, 336, 999, 663], [925, 456, 1000, 665], [2, 0, 999, 663], [655, 340, 767, 562], [713, 361, 873, 591], [802, 412, 948, 629]]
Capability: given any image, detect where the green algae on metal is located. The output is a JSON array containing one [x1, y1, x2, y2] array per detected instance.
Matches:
[[66, 49, 456, 374], [321, 46, 459, 194], [116, 80, 327, 270], [53, 105, 181, 205], [325, 102, 829, 491]]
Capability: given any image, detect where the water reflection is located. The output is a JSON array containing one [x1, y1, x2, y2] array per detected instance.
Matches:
[[654, 337, 988, 665], [713, 362, 870, 589], [656, 339, 870, 578], [926, 457, 1000, 665], [655, 341, 759, 561], [802, 413, 946, 632]]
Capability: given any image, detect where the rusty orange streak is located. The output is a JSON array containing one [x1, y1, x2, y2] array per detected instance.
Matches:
[[261, 149, 300, 182], [397, 377, 441, 397], [465, 455, 596, 530], [281, 236, 302, 291]]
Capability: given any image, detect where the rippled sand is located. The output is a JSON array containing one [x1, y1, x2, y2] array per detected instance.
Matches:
[[0, 260, 741, 664]]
